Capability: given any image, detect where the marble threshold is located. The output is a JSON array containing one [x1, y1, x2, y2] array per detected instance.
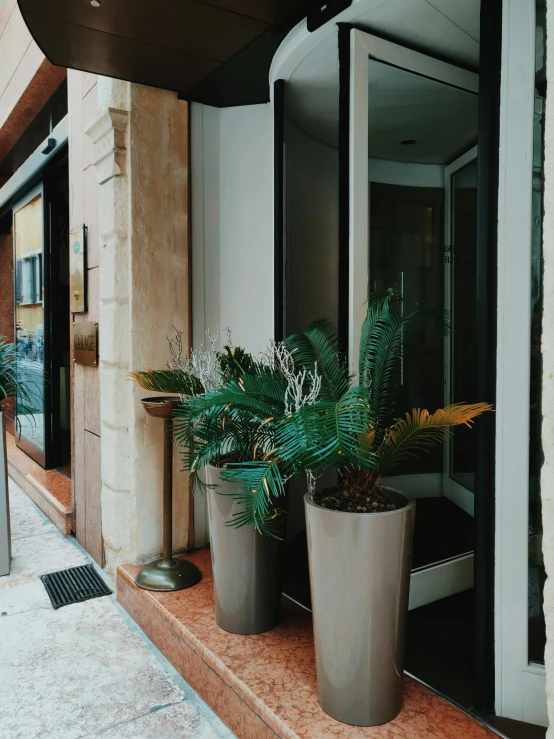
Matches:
[[6, 432, 72, 536], [118, 548, 497, 739]]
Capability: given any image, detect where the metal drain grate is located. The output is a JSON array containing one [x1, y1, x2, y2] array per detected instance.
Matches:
[[40, 564, 112, 609]]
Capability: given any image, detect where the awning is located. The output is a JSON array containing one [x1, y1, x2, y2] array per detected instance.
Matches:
[[17, 0, 319, 107]]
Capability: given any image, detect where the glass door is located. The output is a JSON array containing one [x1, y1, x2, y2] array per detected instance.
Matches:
[[13, 185, 48, 467], [349, 30, 479, 620], [347, 26, 490, 716]]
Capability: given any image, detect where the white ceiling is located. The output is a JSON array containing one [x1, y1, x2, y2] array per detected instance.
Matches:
[[283, 0, 481, 156], [367, 60, 478, 163]]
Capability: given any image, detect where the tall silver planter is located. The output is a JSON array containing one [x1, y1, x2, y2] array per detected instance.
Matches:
[[205, 465, 282, 634], [305, 489, 415, 726]]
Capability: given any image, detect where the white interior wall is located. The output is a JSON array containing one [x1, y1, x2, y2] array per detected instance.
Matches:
[[191, 102, 274, 546], [191, 102, 274, 356]]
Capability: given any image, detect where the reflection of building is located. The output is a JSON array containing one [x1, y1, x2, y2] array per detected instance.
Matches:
[[1, 0, 553, 737]]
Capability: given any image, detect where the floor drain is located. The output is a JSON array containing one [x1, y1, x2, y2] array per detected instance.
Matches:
[[40, 564, 112, 609]]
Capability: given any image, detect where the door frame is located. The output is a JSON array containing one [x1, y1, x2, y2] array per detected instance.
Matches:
[[443, 146, 479, 518], [494, 0, 547, 726]]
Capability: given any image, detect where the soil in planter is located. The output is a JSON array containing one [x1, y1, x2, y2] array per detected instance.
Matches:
[[316, 484, 397, 514]]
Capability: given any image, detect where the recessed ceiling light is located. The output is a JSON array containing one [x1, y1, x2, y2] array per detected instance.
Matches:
[[91, 0, 101, 6], [401, 139, 417, 146]]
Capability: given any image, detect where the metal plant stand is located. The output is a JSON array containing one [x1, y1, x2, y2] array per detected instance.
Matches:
[[135, 396, 202, 592]]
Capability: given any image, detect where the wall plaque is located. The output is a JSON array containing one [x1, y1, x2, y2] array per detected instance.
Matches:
[[74, 322, 98, 366], [70, 225, 87, 313]]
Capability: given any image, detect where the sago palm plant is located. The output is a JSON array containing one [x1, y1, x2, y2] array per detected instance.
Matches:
[[0, 336, 36, 424], [177, 292, 491, 534], [129, 327, 259, 398], [173, 342, 319, 536]]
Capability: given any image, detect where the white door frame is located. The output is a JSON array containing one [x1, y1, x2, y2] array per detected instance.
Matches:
[[495, 0, 547, 726], [443, 146, 479, 518]]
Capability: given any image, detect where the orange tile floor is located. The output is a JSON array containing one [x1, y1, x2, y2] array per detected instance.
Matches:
[[118, 549, 496, 739], [6, 432, 72, 534]]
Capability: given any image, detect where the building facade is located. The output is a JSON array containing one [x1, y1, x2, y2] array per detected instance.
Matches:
[[1, 0, 553, 736]]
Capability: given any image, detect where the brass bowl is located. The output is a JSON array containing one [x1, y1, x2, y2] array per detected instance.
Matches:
[[140, 395, 181, 419]]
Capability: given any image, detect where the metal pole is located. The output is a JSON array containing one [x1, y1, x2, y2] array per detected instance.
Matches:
[[0, 411, 11, 577], [162, 417, 173, 562], [135, 396, 202, 592]]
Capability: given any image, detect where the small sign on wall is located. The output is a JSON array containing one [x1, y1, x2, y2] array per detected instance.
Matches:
[[74, 322, 98, 366], [70, 225, 87, 313]]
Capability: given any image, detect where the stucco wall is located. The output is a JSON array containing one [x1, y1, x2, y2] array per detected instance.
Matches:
[[0, 0, 65, 167]]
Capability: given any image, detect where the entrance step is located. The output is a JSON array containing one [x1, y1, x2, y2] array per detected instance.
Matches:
[[118, 548, 496, 739], [6, 433, 72, 536]]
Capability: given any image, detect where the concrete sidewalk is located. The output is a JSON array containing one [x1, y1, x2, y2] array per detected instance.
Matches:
[[0, 476, 235, 739]]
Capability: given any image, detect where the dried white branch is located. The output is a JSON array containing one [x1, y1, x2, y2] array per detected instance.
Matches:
[[261, 340, 322, 414], [306, 469, 320, 497], [166, 326, 221, 393]]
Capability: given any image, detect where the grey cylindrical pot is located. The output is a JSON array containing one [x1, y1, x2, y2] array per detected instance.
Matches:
[[305, 489, 415, 726], [205, 465, 283, 635]]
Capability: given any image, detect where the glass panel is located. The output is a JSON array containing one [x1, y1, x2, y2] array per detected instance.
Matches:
[[370, 183, 445, 475], [368, 59, 478, 474], [528, 0, 546, 665], [14, 193, 45, 453], [450, 162, 478, 490]]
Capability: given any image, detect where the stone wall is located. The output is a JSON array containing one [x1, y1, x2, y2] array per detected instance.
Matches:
[[86, 79, 191, 574], [0, 232, 13, 342]]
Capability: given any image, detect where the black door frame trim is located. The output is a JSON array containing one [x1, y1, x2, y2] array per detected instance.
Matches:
[[338, 23, 351, 356], [273, 79, 285, 342], [474, 0, 502, 713]]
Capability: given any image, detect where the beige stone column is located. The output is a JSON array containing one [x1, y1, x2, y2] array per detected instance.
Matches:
[[542, 4, 554, 731], [85, 79, 191, 574]]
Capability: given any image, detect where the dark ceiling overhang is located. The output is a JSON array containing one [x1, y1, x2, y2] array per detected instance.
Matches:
[[17, 0, 322, 107]]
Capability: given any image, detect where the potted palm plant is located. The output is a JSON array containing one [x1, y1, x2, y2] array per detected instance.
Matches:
[[0, 336, 37, 428], [216, 293, 490, 726], [173, 343, 313, 635], [131, 329, 292, 634]]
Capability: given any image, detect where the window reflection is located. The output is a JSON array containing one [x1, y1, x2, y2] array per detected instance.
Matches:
[[14, 193, 45, 453]]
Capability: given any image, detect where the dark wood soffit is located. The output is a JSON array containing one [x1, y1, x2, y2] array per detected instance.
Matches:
[[18, 0, 319, 106]]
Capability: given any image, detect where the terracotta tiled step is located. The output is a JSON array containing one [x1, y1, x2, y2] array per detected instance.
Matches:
[[6, 433, 72, 536], [118, 549, 496, 739]]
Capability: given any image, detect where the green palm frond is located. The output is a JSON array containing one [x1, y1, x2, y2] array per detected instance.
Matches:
[[129, 369, 204, 396], [285, 319, 350, 401], [276, 386, 378, 474], [377, 402, 492, 475], [220, 460, 286, 537], [0, 337, 36, 422], [359, 293, 450, 443], [217, 345, 259, 382], [174, 374, 287, 431]]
